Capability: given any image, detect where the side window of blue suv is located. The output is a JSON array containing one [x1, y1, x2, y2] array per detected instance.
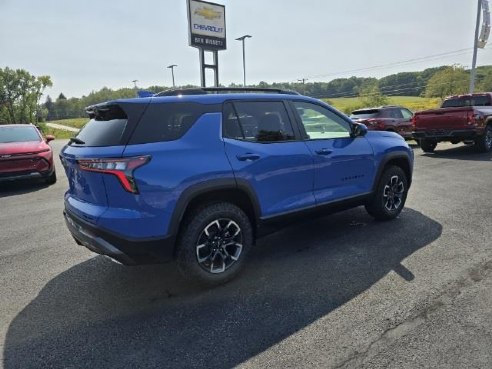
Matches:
[[293, 101, 351, 140], [223, 101, 296, 142], [129, 102, 217, 144]]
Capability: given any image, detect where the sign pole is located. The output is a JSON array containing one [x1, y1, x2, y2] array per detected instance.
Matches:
[[199, 48, 206, 87], [470, 0, 482, 94], [213, 50, 219, 87], [199, 49, 219, 87], [187, 0, 226, 88]]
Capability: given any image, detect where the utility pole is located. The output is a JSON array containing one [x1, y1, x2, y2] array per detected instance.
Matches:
[[470, 0, 482, 94], [132, 80, 138, 89], [298, 78, 308, 84], [167, 64, 177, 88], [236, 35, 252, 87]]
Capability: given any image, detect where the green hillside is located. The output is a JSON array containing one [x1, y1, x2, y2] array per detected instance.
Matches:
[[327, 96, 441, 114]]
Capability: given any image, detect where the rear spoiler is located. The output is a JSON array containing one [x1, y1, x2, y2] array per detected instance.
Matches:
[[85, 104, 127, 120], [136, 90, 154, 98]]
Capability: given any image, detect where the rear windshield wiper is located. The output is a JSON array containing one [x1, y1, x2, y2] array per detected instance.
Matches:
[[69, 137, 85, 145]]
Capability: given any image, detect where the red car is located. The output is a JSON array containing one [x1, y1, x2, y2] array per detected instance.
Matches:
[[350, 106, 414, 139], [0, 124, 57, 185]]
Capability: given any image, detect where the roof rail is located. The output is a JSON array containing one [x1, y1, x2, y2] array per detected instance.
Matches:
[[154, 87, 300, 97]]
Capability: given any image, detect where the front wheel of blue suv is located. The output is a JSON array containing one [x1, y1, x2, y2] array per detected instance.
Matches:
[[176, 202, 254, 286], [365, 166, 409, 221]]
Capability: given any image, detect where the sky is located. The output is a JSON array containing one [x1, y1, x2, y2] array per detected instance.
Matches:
[[1, 0, 490, 98]]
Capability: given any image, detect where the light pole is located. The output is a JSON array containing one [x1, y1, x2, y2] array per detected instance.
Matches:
[[235, 35, 252, 87], [132, 80, 138, 89], [298, 78, 308, 84], [470, 0, 482, 93], [167, 64, 177, 88]]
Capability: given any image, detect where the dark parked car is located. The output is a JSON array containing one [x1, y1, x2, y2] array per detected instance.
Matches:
[[0, 124, 57, 184], [351, 106, 414, 139], [61, 88, 414, 286]]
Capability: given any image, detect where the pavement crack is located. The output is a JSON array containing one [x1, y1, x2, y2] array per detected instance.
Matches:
[[334, 259, 492, 369]]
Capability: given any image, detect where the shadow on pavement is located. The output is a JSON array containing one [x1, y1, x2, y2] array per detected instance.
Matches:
[[3, 207, 442, 368], [0, 180, 51, 198], [420, 144, 492, 161]]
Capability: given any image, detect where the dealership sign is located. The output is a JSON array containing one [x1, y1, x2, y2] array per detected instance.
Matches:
[[478, 0, 491, 48], [187, 0, 226, 50]]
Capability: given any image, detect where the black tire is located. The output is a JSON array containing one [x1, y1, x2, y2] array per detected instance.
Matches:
[[176, 202, 253, 286], [365, 166, 408, 221], [419, 139, 437, 153], [475, 125, 492, 153], [45, 170, 57, 185]]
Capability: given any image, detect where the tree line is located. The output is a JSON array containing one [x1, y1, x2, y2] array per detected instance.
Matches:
[[0, 67, 52, 124], [2, 64, 492, 124]]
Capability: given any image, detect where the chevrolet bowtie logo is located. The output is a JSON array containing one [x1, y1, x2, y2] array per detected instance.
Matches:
[[194, 7, 222, 20]]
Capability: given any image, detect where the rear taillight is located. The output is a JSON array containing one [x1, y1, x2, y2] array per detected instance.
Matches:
[[366, 119, 385, 129], [77, 156, 150, 194]]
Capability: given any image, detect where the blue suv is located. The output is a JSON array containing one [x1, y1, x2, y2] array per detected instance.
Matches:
[[61, 88, 414, 285]]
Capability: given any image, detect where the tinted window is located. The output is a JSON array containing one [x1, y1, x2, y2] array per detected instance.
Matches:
[[401, 108, 413, 120], [442, 96, 491, 108], [389, 108, 403, 119], [223, 103, 244, 140], [294, 101, 351, 139], [0, 126, 41, 143], [129, 103, 214, 144], [75, 105, 127, 146], [223, 101, 295, 142], [350, 109, 380, 119]]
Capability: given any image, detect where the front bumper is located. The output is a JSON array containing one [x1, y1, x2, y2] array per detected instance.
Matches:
[[0, 168, 54, 183], [64, 209, 175, 265]]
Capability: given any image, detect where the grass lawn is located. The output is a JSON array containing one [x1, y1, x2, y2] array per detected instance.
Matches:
[[37, 123, 75, 139], [326, 96, 441, 114]]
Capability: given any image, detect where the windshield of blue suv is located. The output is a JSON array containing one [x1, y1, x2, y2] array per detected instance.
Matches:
[[0, 126, 41, 143]]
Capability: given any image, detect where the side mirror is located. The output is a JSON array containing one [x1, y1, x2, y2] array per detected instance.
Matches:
[[45, 135, 55, 143], [351, 122, 368, 138]]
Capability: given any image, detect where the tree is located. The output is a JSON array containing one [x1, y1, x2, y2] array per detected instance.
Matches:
[[359, 84, 389, 107], [424, 65, 469, 99], [54, 93, 69, 119], [44, 95, 56, 121], [479, 69, 492, 91], [379, 72, 419, 96], [0, 67, 52, 124]]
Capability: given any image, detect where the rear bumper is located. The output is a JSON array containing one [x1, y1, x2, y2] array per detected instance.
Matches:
[[412, 129, 483, 141], [64, 209, 175, 265]]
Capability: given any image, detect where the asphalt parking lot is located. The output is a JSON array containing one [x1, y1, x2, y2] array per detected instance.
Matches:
[[1, 140, 491, 369]]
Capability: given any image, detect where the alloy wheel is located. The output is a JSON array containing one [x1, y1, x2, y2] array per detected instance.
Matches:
[[383, 175, 405, 211], [486, 127, 492, 149], [195, 218, 243, 274]]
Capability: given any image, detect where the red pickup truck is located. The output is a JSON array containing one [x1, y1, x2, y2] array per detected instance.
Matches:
[[413, 93, 492, 153]]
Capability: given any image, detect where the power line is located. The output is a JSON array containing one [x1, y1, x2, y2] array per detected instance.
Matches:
[[289, 46, 492, 83], [309, 78, 473, 100]]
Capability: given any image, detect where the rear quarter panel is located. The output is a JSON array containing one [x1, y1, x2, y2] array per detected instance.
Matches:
[[116, 112, 234, 238]]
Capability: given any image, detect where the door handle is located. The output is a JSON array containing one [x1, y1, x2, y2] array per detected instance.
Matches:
[[315, 148, 333, 155], [236, 153, 261, 161]]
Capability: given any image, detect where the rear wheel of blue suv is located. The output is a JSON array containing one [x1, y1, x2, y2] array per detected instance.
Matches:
[[61, 88, 413, 286]]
